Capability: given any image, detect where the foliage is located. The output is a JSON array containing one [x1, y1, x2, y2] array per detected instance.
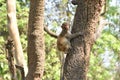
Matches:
[[0, 0, 8, 38], [0, 38, 10, 80], [0, 0, 9, 79], [43, 34, 60, 80], [0, 0, 28, 79], [88, 0, 120, 79], [88, 31, 120, 80]]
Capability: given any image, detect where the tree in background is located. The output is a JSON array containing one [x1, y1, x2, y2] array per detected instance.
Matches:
[[26, 0, 45, 80], [6, 0, 26, 79], [6, 0, 26, 70]]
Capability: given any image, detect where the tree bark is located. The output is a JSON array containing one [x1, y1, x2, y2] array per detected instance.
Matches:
[[26, 0, 45, 80], [5, 39, 17, 80], [63, 0, 105, 80]]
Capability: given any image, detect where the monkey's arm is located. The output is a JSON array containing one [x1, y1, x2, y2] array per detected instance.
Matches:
[[44, 26, 58, 38], [68, 32, 83, 40]]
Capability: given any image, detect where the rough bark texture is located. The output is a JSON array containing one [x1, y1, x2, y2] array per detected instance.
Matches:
[[63, 0, 105, 80], [26, 0, 45, 80]]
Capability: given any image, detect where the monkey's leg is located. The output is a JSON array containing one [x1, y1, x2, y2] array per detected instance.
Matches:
[[60, 52, 66, 80]]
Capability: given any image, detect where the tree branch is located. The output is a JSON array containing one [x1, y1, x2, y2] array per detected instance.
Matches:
[[5, 38, 18, 80], [94, 20, 115, 41], [44, 26, 58, 38], [15, 65, 25, 80]]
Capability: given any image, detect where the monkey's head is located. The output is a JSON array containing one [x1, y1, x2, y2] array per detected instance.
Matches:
[[61, 22, 70, 31]]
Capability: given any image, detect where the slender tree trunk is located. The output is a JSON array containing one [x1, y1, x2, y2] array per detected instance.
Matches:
[[63, 0, 105, 80], [6, 0, 26, 75], [26, 0, 45, 80]]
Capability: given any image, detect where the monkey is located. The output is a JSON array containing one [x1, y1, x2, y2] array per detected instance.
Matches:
[[56, 22, 83, 80], [44, 22, 83, 52], [44, 22, 83, 80], [57, 22, 83, 53]]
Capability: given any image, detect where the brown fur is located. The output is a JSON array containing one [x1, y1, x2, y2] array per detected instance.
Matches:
[[57, 22, 82, 52]]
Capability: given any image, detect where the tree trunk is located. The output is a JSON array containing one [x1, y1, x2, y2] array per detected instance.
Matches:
[[63, 0, 105, 80], [26, 0, 45, 80], [6, 0, 26, 74]]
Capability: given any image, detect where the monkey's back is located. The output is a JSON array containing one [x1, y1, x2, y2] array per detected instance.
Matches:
[[57, 36, 71, 52]]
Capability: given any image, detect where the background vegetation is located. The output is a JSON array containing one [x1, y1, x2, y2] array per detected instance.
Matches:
[[0, 0, 120, 80]]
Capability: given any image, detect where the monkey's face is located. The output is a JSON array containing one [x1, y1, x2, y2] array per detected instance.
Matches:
[[61, 22, 70, 31]]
